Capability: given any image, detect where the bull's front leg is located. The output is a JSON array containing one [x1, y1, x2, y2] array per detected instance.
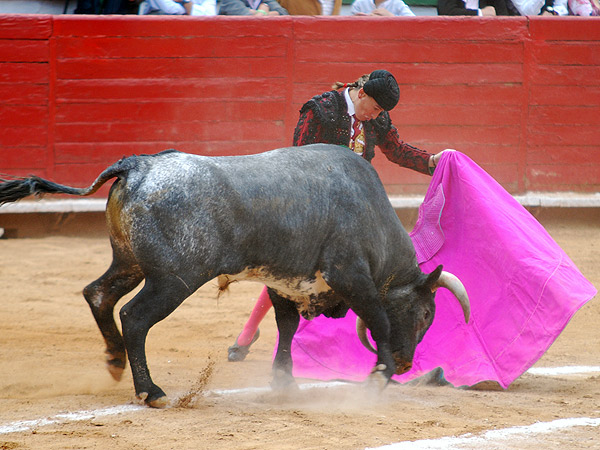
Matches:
[[369, 340, 396, 391], [269, 289, 300, 391], [352, 307, 397, 390]]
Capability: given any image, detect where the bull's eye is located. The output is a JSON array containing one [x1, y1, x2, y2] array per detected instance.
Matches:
[[423, 311, 431, 321]]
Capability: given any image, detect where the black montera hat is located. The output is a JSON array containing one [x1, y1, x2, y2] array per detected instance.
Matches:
[[363, 70, 400, 111]]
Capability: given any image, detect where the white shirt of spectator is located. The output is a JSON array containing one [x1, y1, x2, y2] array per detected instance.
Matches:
[[351, 0, 416, 16], [319, 0, 336, 15]]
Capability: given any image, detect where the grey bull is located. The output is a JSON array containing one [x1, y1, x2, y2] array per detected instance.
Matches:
[[0, 144, 470, 407]]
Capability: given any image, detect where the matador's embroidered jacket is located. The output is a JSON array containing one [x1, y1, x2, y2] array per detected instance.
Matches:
[[292, 90, 432, 175]]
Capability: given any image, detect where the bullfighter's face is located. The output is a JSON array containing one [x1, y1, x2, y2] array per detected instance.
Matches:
[[354, 88, 385, 121]]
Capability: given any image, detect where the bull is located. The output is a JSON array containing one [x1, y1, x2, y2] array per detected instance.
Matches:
[[0, 144, 470, 408]]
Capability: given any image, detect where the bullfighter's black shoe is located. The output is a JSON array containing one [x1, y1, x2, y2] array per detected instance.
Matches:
[[408, 367, 450, 386], [227, 329, 260, 362]]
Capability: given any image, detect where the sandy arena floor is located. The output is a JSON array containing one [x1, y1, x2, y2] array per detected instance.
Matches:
[[0, 211, 598, 449]]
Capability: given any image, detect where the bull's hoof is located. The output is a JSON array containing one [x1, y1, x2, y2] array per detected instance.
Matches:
[[365, 364, 390, 392], [105, 356, 126, 381], [137, 391, 170, 409], [409, 367, 449, 387], [270, 368, 298, 392]]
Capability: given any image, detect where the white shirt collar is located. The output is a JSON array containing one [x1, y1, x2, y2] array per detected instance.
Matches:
[[344, 88, 355, 117]]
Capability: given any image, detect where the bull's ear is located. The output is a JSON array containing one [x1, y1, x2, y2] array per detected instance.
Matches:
[[425, 265, 444, 292]]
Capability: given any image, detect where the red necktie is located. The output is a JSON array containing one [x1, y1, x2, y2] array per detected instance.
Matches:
[[351, 115, 361, 140], [350, 115, 363, 153]]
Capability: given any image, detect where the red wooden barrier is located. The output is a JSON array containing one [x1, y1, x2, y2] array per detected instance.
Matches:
[[0, 15, 598, 197]]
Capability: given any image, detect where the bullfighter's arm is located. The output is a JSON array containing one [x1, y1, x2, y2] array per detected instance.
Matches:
[[376, 124, 433, 175]]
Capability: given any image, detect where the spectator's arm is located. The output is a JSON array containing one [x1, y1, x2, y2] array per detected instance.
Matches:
[[219, 0, 254, 15], [390, 0, 416, 16], [263, 0, 289, 14], [553, 0, 569, 14]]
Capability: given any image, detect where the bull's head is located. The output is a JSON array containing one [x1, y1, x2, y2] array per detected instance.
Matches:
[[356, 265, 470, 375]]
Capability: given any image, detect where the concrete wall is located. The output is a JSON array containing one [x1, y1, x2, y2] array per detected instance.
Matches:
[[1, 15, 599, 197]]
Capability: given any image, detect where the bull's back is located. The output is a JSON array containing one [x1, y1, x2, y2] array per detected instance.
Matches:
[[107, 145, 404, 272]]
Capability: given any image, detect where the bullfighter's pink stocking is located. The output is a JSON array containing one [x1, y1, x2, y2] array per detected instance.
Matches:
[[237, 286, 272, 346]]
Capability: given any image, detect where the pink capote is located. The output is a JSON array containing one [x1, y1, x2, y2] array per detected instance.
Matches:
[[287, 151, 597, 388]]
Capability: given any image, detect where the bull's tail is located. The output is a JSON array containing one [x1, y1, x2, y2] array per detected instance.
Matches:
[[0, 159, 130, 207]]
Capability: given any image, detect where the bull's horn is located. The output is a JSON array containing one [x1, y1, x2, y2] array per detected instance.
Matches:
[[356, 318, 377, 354], [435, 272, 471, 323]]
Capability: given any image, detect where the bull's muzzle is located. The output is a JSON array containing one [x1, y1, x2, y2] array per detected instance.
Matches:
[[394, 359, 413, 375], [356, 319, 412, 374]]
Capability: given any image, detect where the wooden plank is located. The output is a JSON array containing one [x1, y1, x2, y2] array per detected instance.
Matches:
[[55, 120, 285, 143], [393, 84, 524, 106], [56, 78, 287, 101], [0, 127, 47, 146], [0, 40, 49, 62], [529, 17, 600, 42], [54, 16, 293, 38], [526, 146, 600, 165], [296, 41, 523, 64], [529, 105, 600, 126], [294, 62, 523, 85], [530, 65, 600, 86], [54, 140, 286, 164], [57, 36, 288, 59], [0, 15, 52, 39], [529, 85, 600, 106], [395, 104, 521, 126], [0, 63, 49, 83], [0, 106, 47, 127], [395, 125, 521, 147], [55, 100, 286, 123], [0, 84, 47, 105], [531, 42, 600, 66], [527, 124, 600, 146], [293, 17, 528, 42], [0, 148, 47, 169], [526, 164, 600, 190], [56, 57, 287, 80]]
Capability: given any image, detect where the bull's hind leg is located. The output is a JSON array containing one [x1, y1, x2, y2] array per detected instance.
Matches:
[[119, 275, 194, 408], [83, 256, 144, 381]]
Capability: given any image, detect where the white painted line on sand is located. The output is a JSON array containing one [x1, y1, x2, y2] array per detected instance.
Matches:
[[365, 417, 600, 450], [526, 365, 600, 376], [0, 404, 144, 435], [0, 381, 350, 435], [207, 380, 350, 397], [1, 366, 598, 436]]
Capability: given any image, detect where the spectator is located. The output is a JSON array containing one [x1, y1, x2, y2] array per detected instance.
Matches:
[[557, 0, 599, 14], [277, 0, 342, 15], [437, 0, 512, 15], [138, 0, 217, 15], [509, 0, 563, 14], [74, 0, 126, 14], [219, 0, 289, 15], [351, 0, 416, 15]]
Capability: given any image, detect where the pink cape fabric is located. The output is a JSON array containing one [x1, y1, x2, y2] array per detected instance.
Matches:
[[287, 151, 597, 388]]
